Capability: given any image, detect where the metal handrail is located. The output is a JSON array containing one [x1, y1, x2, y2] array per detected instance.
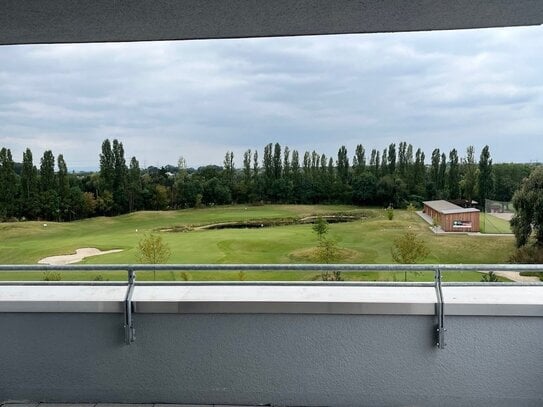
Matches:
[[0, 263, 542, 272]]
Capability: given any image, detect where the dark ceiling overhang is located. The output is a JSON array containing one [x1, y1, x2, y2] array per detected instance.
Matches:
[[1, 0, 543, 46]]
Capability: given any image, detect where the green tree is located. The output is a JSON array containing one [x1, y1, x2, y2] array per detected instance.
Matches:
[[353, 144, 366, 175], [57, 154, 70, 220], [387, 143, 397, 174], [438, 152, 447, 196], [391, 231, 430, 282], [223, 150, 235, 186], [447, 149, 460, 199], [0, 148, 18, 218], [99, 139, 115, 194], [478, 145, 494, 204], [39, 150, 58, 220], [429, 148, 441, 198], [137, 233, 171, 264], [461, 146, 478, 203], [510, 166, 543, 247], [20, 148, 39, 219], [391, 231, 430, 264], [412, 148, 426, 196], [310, 215, 342, 280], [39, 150, 56, 192], [336, 146, 349, 183], [128, 157, 142, 212], [312, 216, 329, 240], [272, 143, 282, 180], [112, 139, 128, 213], [242, 149, 252, 185]]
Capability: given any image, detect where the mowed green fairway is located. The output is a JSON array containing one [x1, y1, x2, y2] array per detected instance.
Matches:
[[0, 205, 516, 281]]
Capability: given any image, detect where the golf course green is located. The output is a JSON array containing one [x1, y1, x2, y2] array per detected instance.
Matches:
[[0, 205, 516, 281]]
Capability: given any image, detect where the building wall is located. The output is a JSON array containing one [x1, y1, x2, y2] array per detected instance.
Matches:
[[423, 204, 480, 232], [1, 312, 542, 407], [442, 212, 480, 232]]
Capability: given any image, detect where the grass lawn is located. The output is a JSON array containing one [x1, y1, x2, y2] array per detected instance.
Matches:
[[480, 213, 513, 234], [0, 204, 516, 282]]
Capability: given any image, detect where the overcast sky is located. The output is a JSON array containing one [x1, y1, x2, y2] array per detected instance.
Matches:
[[0, 25, 542, 170]]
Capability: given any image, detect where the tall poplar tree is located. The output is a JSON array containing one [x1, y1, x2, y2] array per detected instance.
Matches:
[[387, 143, 397, 174], [448, 149, 460, 199], [0, 148, 18, 218], [336, 146, 349, 183], [353, 144, 366, 175], [461, 146, 478, 203], [20, 148, 38, 218], [128, 157, 142, 212], [112, 139, 128, 212], [99, 139, 115, 195], [57, 154, 70, 219], [478, 145, 494, 204]]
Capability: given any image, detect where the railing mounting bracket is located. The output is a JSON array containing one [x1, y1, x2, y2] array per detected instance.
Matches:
[[434, 268, 446, 349], [124, 268, 136, 345]]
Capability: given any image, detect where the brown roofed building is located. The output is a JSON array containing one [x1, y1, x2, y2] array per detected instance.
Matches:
[[423, 200, 480, 232]]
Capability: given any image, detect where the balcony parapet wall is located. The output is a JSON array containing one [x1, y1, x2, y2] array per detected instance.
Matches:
[[1, 283, 542, 406]]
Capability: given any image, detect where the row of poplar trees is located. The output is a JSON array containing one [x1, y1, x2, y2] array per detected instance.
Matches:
[[0, 140, 534, 221]]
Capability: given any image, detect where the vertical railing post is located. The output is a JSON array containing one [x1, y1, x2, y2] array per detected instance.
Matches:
[[124, 268, 136, 345], [434, 268, 446, 349]]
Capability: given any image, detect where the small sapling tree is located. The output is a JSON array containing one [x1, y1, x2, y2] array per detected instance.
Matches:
[[137, 233, 171, 280], [391, 231, 430, 281], [312, 216, 329, 241], [312, 216, 343, 281]]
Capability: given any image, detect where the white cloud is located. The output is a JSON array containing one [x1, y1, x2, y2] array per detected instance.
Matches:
[[0, 26, 542, 169]]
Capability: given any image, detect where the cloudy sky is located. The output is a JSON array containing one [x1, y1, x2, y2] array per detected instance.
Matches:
[[0, 25, 542, 170]]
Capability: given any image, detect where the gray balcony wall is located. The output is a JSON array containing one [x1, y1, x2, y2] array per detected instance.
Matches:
[[1, 312, 542, 407]]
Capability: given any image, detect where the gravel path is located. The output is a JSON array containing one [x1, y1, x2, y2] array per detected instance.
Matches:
[[480, 270, 540, 283]]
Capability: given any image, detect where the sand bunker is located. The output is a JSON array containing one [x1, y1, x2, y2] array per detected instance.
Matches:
[[38, 248, 123, 265]]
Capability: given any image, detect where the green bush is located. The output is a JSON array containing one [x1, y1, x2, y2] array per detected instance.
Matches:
[[386, 206, 394, 220], [43, 271, 62, 281]]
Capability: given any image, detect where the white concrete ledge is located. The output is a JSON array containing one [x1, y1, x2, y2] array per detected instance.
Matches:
[[1, 284, 542, 316]]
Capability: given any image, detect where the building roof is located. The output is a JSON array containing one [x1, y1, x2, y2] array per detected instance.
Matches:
[[423, 200, 480, 215]]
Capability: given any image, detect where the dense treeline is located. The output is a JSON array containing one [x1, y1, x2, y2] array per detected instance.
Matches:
[[0, 140, 538, 221]]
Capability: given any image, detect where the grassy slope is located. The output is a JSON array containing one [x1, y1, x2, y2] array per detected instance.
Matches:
[[0, 205, 515, 281]]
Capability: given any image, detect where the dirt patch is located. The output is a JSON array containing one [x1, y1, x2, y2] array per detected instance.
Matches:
[[38, 248, 123, 265], [289, 247, 360, 263]]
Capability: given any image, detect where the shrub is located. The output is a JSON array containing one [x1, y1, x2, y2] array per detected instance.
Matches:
[[406, 203, 418, 212], [391, 231, 430, 264], [42, 271, 62, 281], [386, 206, 394, 220], [321, 271, 343, 281], [480, 271, 499, 282], [509, 244, 543, 264]]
